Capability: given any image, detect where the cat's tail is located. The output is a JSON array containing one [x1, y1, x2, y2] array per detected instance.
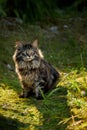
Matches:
[[46, 64, 60, 91], [53, 68, 60, 82]]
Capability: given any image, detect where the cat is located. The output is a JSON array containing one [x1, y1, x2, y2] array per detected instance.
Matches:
[[13, 39, 60, 99]]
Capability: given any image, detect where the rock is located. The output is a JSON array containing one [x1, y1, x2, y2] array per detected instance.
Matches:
[[15, 18, 23, 24], [49, 26, 58, 33], [63, 25, 68, 28], [7, 64, 13, 71]]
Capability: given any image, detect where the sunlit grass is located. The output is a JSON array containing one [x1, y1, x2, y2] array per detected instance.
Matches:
[[0, 84, 43, 130]]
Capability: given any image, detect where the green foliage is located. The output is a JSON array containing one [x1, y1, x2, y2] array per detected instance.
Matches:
[[72, 0, 87, 10], [0, 0, 7, 17], [0, 0, 87, 22], [5, 0, 57, 22]]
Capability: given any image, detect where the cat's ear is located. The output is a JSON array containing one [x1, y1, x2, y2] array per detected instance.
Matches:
[[32, 39, 38, 48], [15, 41, 23, 48]]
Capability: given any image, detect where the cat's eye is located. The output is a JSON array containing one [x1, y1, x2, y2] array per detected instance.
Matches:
[[22, 53, 26, 56], [18, 48, 21, 51]]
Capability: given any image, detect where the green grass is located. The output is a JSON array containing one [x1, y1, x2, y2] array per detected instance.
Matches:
[[0, 17, 87, 130]]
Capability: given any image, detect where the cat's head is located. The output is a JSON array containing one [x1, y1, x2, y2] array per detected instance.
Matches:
[[13, 39, 43, 62]]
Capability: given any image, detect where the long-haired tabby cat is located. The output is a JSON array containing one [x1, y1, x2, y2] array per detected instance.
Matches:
[[13, 39, 59, 99]]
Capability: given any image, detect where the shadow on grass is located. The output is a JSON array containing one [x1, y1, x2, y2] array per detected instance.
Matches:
[[41, 88, 70, 130], [24, 87, 71, 130], [0, 114, 28, 130]]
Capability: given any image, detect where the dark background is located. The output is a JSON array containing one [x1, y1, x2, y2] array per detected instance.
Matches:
[[0, 0, 87, 22]]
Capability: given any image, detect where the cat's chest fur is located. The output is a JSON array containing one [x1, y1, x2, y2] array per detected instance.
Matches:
[[16, 61, 40, 84], [16, 59, 48, 87]]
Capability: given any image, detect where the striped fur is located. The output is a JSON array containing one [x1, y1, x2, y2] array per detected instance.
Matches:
[[13, 39, 59, 99]]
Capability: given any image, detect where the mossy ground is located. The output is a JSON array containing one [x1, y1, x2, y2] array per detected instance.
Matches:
[[0, 16, 87, 130]]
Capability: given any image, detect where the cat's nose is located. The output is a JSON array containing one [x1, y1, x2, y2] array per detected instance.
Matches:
[[25, 55, 33, 62], [26, 56, 30, 59], [25, 56, 32, 61]]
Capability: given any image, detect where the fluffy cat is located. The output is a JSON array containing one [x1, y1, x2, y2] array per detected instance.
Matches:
[[13, 39, 59, 99]]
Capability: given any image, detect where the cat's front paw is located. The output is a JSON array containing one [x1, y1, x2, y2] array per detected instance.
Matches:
[[35, 86, 44, 100]]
